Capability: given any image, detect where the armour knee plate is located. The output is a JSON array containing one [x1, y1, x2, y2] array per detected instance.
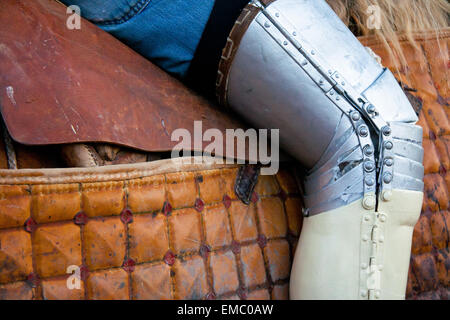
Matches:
[[216, 0, 424, 299]]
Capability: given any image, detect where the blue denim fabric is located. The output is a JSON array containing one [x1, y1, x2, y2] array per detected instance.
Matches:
[[61, 0, 215, 78]]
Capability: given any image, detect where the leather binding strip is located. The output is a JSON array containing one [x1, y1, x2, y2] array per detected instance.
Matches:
[[234, 165, 260, 204], [216, 4, 261, 106], [186, 0, 250, 98]]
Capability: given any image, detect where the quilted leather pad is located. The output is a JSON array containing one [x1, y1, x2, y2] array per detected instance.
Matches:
[[361, 29, 450, 300], [0, 163, 303, 300]]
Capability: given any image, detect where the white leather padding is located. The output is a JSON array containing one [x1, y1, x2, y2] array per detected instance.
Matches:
[[290, 198, 365, 300], [290, 189, 422, 300], [377, 190, 423, 299]]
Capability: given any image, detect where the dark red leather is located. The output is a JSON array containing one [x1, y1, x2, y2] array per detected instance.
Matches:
[[0, 0, 243, 153]]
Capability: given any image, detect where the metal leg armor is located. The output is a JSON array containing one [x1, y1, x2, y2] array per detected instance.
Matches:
[[216, 0, 424, 299]]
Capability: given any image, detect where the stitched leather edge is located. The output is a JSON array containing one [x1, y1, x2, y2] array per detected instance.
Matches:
[[216, 4, 261, 106], [0, 157, 238, 185]]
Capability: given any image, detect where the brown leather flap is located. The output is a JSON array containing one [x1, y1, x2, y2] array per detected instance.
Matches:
[[0, 0, 243, 153]]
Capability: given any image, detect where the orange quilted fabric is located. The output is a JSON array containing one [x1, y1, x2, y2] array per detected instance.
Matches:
[[0, 163, 303, 300], [361, 29, 450, 300]]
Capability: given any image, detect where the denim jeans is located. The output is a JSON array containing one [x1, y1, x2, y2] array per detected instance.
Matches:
[[61, 0, 215, 78]]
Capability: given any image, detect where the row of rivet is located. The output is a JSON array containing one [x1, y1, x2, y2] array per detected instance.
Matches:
[[259, 0, 391, 134], [379, 125, 394, 199], [346, 108, 378, 210], [331, 72, 388, 133], [338, 81, 396, 199], [324, 89, 377, 209], [256, 1, 388, 211], [360, 211, 387, 299], [333, 71, 395, 200], [259, 4, 339, 93], [259, 5, 383, 210], [256, 13, 335, 98]]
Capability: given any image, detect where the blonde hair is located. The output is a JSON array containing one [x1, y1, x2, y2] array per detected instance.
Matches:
[[326, 0, 450, 70]]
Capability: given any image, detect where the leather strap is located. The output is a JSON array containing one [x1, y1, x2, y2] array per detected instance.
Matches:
[[234, 164, 260, 204], [216, 3, 261, 106], [186, 0, 250, 99]]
